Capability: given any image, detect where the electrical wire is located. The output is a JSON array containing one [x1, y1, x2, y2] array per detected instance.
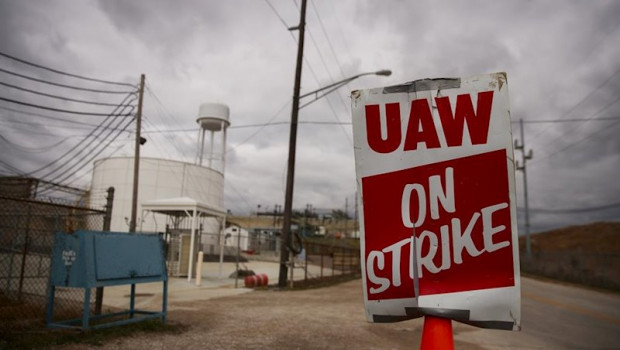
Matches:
[[21, 93, 136, 176], [0, 51, 136, 87], [264, 0, 351, 148], [527, 94, 620, 153], [0, 104, 131, 129], [0, 95, 134, 116], [226, 99, 291, 154], [145, 84, 196, 162], [0, 159, 25, 175], [0, 67, 135, 94], [0, 132, 70, 153], [264, 0, 291, 30], [37, 115, 136, 193], [519, 201, 620, 214], [513, 116, 620, 124], [37, 103, 136, 181], [0, 81, 131, 106], [310, 0, 346, 80], [529, 117, 620, 166], [0, 118, 131, 133], [143, 84, 222, 204], [528, 66, 620, 144]]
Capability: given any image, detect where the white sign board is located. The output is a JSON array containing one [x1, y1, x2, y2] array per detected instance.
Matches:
[[351, 72, 520, 330]]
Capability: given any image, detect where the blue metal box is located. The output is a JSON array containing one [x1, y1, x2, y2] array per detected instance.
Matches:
[[46, 230, 168, 330]]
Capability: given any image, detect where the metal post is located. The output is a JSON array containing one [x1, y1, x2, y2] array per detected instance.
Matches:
[[218, 217, 225, 278], [235, 226, 241, 288], [221, 120, 227, 173], [344, 198, 348, 238], [129, 74, 145, 233], [187, 207, 197, 283], [279, 0, 308, 288], [515, 119, 533, 258], [208, 129, 215, 168]]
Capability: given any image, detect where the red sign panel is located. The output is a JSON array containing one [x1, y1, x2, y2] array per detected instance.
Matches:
[[362, 149, 514, 300]]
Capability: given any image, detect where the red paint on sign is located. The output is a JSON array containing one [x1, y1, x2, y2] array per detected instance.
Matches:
[[362, 149, 514, 300], [365, 91, 494, 152]]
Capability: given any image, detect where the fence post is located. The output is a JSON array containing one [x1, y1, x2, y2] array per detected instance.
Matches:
[[18, 203, 32, 301], [320, 245, 324, 280], [304, 241, 308, 282], [95, 187, 114, 315]]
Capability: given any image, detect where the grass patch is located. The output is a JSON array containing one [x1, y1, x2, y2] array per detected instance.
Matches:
[[0, 319, 187, 349]]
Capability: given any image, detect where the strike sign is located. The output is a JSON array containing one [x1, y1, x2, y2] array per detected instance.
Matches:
[[352, 73, 520, 330]]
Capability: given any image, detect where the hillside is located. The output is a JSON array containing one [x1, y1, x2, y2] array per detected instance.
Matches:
[[518, 221, 619, 291], [519, 221, 620, 254]]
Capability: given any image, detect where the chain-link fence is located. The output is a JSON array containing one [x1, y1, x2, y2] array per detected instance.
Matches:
[[290, 239, 361, 287], [230, 229, 361, 288], [0, 195, 107, 332], [521, 251, 620, 291]]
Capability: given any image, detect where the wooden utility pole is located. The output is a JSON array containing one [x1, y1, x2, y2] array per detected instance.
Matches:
[[279, 0, 307, 288], [129, 74, 145, 233]]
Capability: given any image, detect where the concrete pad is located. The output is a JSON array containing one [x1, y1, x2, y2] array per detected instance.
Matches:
[[101, 260, 336, 311]]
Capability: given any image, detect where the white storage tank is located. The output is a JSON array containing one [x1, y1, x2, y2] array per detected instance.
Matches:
[[90, 157, 225, 232]]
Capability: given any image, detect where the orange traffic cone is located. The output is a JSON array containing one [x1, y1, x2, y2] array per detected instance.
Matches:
[[420, 315, 454, 350]]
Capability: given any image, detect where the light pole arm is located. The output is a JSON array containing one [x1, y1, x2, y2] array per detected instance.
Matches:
[[299, 70, 391, 109]]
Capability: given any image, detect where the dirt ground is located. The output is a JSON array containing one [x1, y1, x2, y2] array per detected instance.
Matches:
[[58, 279, 483, 350]]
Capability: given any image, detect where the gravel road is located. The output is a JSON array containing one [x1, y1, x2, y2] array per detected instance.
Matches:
[[58, 278, 484, 350]]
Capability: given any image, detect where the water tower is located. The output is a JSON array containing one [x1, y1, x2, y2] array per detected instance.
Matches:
[[195, 103, 230, 173]]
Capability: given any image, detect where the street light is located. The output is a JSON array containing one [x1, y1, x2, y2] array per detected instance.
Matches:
[[278, 69, 392, 288], [299, 70, 392, 109]]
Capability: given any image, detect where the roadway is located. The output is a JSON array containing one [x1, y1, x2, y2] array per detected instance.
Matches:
[[100, 262, 620, 349], [455, 276, 620, 349]]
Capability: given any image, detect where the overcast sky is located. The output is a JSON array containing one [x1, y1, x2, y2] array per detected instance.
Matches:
[[0, 0, 619, 233]]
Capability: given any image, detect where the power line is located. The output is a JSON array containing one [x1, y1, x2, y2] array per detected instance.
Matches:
[[528, 66, 620, 143], [0, 81, 130, 106], [226, 100, 291, 154], [0, 132, 70, 153], [37, 106, 135, 180], [142, 115, 620, 136], [0, 67, 135, 94], [264, 0, 291, 30], [0, 104, 127, 129], [144, 83, 225, 208], [21, 94, 136, 176], [264, 0, 351, 147], [0, 159, 26, 175], [310, 0, 346, 79], [0, 95, 134, 116], [513, 116, 620, 124], [145, 84, 196, 162], [37, 115, 136, 193], [0, 51, 136, 87], [518, 201, 620, 214], [527, 95, 620, 154], [0, 118, 131, 134], [529, 117, 620, 165]]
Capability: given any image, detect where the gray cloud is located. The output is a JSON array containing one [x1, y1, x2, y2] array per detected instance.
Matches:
[[0, 0, 618, 232]]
